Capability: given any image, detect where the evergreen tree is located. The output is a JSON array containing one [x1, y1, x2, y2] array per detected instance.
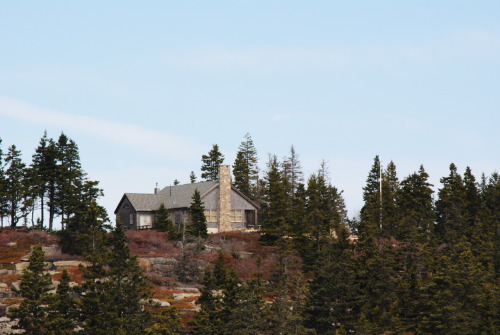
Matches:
[[435, 163, 467, 245], [187, 189, 208, 239], [260, 155, 290, 243], [0, 138, 6, 228], [79, 221, 152, 334], [59, 193, 109, 255], [380, 161, 399, 238], [232, 133, 259, 198], [359, 156, 383, 240], [190, 171, 197, 183], [396, 166, 435, 242], [145, 307, 183, 335], [305, 227, 358, 334], [30, 132, 58, 230], [45, 269, 78, 334], [4, 145, 28, 228], [54, 133, 85, 229], [8, 245, 54, 334], [201, 144, 225, 181], [282, 145, 304, 199], [155, 203, 176, 238]]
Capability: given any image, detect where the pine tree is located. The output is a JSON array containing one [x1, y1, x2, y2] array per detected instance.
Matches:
[[79, 221, 152, 334], [435, 163, 467, 245], [305, 227, 358, 334], [0, 138, 6, 228], [145, 306, 183, 335], [260, 155, 290, 243], [187, 189, 208, 239], [45, 269, 78, 334], [30, 132, 58, 230], [396, 166, 435, 242], [282, 145, 304, 199], [55, 133, 85, 230], [190, 171, 197, 183], [380, 161, 399, 238], [201, 144, 225, 181], [59, 196, 109, 255], [232, 133, 259, 198], [359, 156, 382, 240], [4, 145, 28, 228], [155, 203, 176, 238], [8, 245, 54, 334]]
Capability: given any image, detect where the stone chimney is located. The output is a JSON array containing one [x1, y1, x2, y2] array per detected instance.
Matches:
[[154, 182, 160, 194], [218, 165, 232, 232]]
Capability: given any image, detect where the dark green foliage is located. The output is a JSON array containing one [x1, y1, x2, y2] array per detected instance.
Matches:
[[78, 221, 152, 335], [145, 307, 183, 335], [190, 170, 197, 183], [4, 145, 28, 228], [396, 166, 435, 242], [187, 189, 208, 239], [232, 133, 259, 198], [59, 198, 109, 255], [435, 163, 467, 245], [201, 144, 225, 181], [305, 228, 358, 334], [30, 132, 59, 230], [359, 155, 382, 239], [54, 133, 85, 230], [260, 155, 290, 242], [8, 245, 53, 334], [155, 203, 176, 238], [45, 269, 78, 334]]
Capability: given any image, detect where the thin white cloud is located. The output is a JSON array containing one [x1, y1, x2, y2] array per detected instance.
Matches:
[[0, 96, 201, 159], [175, 29, 499, 71]]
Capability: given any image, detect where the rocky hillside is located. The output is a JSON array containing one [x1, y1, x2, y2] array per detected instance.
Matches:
[[0, 229, 277, 332]]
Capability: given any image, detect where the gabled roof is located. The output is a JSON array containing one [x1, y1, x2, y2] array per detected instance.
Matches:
[[115, 180, 218, 214], [158, 180, 218, 209]]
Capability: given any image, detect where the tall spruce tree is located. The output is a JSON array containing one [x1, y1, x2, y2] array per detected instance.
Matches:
[[232, 133, 259, 198], [435, 163, 467, 245], [282, 145, 304, 199], [359, 156, 383, 240], [4, 145, 28, 228], [45, 269, 78, 334], [187, 189, 208, 239], [0, 138, 7, 228], [260, 155, 290, 243], [396, 166, 435, 242], [201, 144, 225, 181], [8, 245, 54, 334], [30, 132, 58, 230], [79, 221, 152, 334], [380, 161, 399, 238], [55, 133, 85, 229]]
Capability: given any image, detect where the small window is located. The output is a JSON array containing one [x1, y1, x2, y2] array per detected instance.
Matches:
[[204, 209, 217, 222], [230, 210, 243, 222], [129, 214, 134, 225]]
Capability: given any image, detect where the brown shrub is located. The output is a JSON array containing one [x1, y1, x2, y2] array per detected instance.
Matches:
[[126, 230, 179, 256]]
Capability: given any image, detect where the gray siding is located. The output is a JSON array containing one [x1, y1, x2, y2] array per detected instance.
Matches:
[[202, 188, 219, 210], [231, 190, 256, 210]]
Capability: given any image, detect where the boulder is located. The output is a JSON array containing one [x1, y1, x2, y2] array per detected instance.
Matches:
[[52, 261, 86, 269], [10, 282, 20, 293]]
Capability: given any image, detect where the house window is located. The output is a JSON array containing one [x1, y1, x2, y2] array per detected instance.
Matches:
[[204, 209, 217, 222], [129, 214, 135, 225], [230, 210, 243, 222]]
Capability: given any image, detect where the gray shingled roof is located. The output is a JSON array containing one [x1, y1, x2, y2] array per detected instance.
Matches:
[[125, 180, 218, 212]]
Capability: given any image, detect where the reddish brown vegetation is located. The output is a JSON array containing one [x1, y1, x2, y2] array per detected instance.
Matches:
[[126, 230, 180, 256], [0, 230, 58, 263]]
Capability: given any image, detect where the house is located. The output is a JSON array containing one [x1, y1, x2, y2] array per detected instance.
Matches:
[[114, 165, 259, 233]]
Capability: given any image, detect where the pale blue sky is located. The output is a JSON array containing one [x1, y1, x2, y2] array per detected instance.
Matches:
[[1, 1, 499, 222]]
